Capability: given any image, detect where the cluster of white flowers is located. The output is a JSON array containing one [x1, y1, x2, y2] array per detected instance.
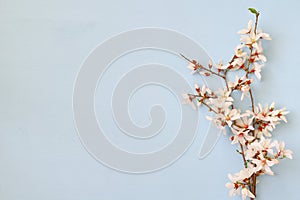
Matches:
[[182, 8, 292, 200]]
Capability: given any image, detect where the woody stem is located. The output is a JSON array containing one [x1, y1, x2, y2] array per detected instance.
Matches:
[[249, 12, 260, 200]]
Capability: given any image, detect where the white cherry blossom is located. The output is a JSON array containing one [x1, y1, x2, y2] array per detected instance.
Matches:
[[242, 187, 255, 200], [257, 30, 272, 41], [235, 44, 248, 59], [274, 141, 293, 159], [231, 128, 254, 145], [182, 93, 196, 110], [251, 42, 267, 63], [249, 62, 263, 80], [222, 108, 241, 127], [226, 174, 241, 197], [252, 154, 279, 175], [234, 116, 254, 131], [238, 20, 253, 35], [240, 31, 260, 49]]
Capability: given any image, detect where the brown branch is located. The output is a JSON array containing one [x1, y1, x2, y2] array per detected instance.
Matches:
[[239, 142, 248, 168], [254, 12, 260, 34], [249, 12, 260, 200], [202, 101, 218, 114], [249, 89, 255, 112], [180, 53, 226, 79], [247, 12, 259, 114], [223, 70, 230, 93]]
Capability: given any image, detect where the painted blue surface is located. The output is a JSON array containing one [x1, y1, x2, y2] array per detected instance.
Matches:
[[0, 0, 299, 199]]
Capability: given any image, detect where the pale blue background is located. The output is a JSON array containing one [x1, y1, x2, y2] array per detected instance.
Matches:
[[0, 0, 299, 199]]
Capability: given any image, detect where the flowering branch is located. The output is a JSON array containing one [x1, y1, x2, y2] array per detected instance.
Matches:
[[182, 8, 292, 200], [180, 53, 226, 80]]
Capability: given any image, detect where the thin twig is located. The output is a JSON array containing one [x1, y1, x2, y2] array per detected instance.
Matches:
[[239, 142, 247, 168], [180, 53, 226, 79], [254, 12, 260, 34], [249, 89, 255, 112], [202, 101, 218, 114]]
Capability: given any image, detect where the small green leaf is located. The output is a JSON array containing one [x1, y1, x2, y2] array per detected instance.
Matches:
[[248, 8, 258, 15]]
